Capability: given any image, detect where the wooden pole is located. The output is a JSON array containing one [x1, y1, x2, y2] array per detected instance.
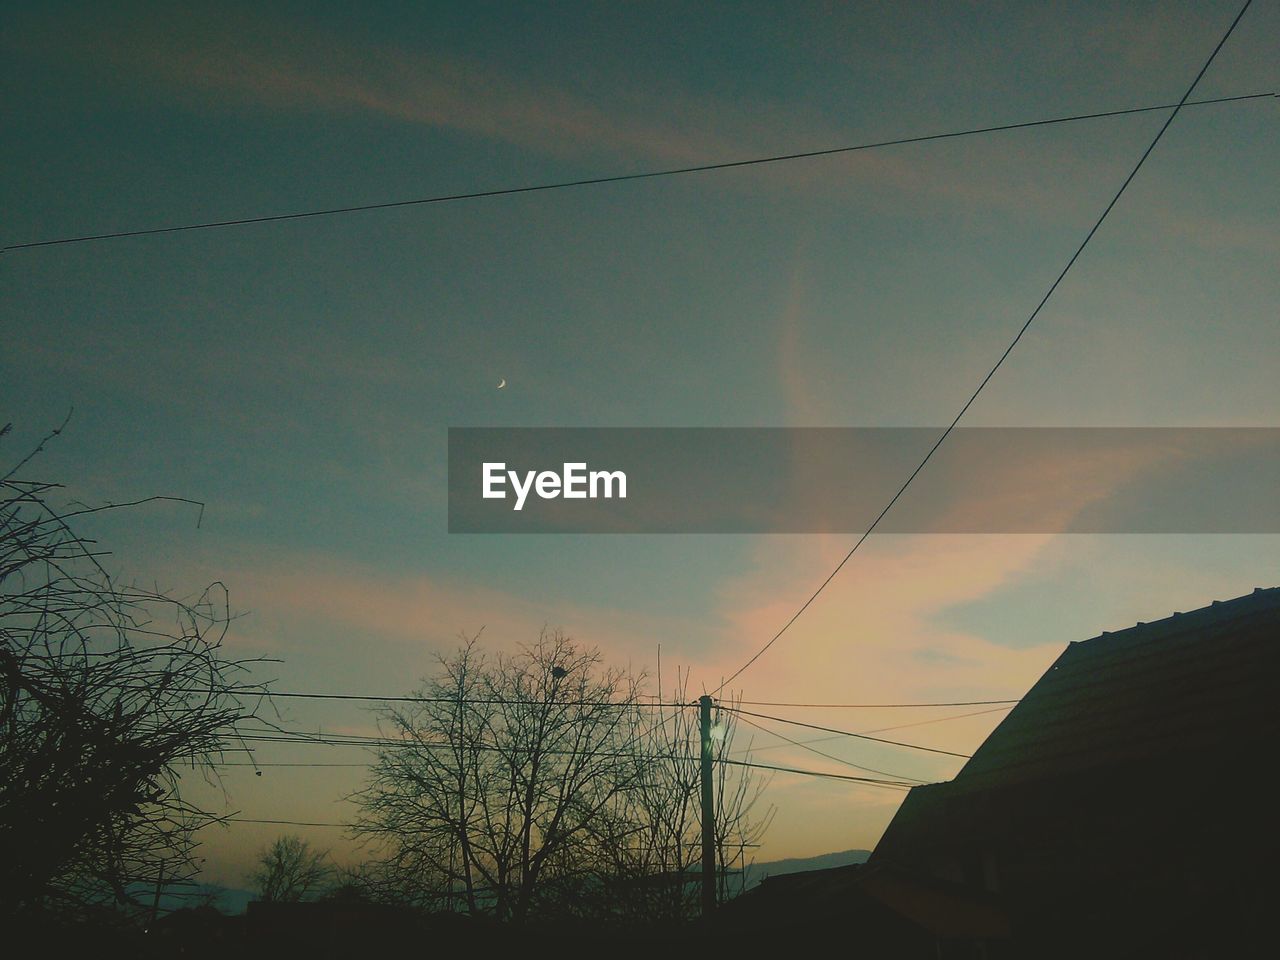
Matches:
[[700, 694, 716, 917]]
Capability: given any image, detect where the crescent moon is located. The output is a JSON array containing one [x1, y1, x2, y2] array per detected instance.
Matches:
[[497, 378, 507, 389]]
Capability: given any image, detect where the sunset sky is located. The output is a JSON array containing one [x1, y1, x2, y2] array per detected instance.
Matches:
[[3, 1, 1277, 888]]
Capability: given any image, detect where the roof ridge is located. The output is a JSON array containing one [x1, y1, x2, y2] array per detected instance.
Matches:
[[1076, 586, 1280, 648]]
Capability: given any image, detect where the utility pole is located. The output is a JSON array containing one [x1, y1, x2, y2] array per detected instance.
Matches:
[[699, 694, 716, 917]]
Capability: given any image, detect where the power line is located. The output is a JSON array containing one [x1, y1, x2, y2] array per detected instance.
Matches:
[[223, 761, 920, 836], [859, 705, 1014, 735], [225, 817, 348, 828], [233, 695, 984, 759], [215, 684, 1020, 711], [723, 707, 973, 759], [716, 758, 914, 789], [712, 0, 1257, 695], [222, 728, 923, 787], [234, 728, 691, 762], [224, 761, 916, 790], [210, 706, 1012, 765], [208, 688, 694, 709], [3, 91, 1270, 253], [216, 761, 910, 790], [738, 705, 1014, 757], [233, 734, 709, 773], [219, 762, 369, 768], [238, 711, 970, 760], [733, 699, 1020, 709], [220, 704, 1006, 771], [733, 713, 929, 784]]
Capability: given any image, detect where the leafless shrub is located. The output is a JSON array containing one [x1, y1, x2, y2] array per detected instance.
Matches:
[[0, 427, 267, 917]]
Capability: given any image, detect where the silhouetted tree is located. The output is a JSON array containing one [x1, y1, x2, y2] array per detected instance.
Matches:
[[586, 674, 772, 920], [249, 835, 331, 902], [351, 631, 769, 922], [0, 424, 266, 917]]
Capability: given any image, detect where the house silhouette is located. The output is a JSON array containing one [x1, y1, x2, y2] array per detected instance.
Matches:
[[871, 585, 1280, 956], [716, 587, 1280, 958]]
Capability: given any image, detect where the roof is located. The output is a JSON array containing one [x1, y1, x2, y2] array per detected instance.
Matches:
[[949, 585, 1280, 792], [868, 586, 1280, 946], [874, 587, 1280, 863]]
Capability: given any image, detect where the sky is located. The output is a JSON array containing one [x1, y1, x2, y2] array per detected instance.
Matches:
[[2, 0, 1277, 889]]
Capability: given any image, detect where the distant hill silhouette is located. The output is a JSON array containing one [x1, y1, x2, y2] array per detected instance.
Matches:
[[142, 853, 870, 915], [741, 849, 870, 890], [129, 882, 255, 916]]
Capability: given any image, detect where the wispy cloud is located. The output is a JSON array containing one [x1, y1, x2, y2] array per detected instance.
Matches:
[[31, 7, 1239, 227], [62, 12, 763, 167]]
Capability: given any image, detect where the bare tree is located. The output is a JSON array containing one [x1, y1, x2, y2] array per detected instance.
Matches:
[[0, 426, 266, 917], [248, 835, 331, 902], [351, 632, 770, 922], [584, 672, 772, 920], [353, 631, 646, 921]]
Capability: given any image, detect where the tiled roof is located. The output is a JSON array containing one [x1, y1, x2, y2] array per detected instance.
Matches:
[[946, 585, 1280, 791]]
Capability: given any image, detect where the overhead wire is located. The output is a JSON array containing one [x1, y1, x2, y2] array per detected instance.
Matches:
[[714, 759, 914, 789], [734, 705, 1014, 758], [859, 704, 1014, 735], [206, 683, 1030, 711], [225, 817, 348, 828], [213, 760, 910, 789], [198, 684, 1025, 711], [211, 706, 1009, 763], [732, 699, 1020, 709], [234, 707, 973, 759], [3, 91, 1270, 252], [732, 712, 929, 784], [169, 687, 696, 709], [722, 707, 973, 759], [217, 725, 922, 788], [218, 762, 368, 768], [712, 0, 1258, 695]]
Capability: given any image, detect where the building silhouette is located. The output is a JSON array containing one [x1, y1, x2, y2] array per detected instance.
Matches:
[[719, 587, 1280, 957]]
